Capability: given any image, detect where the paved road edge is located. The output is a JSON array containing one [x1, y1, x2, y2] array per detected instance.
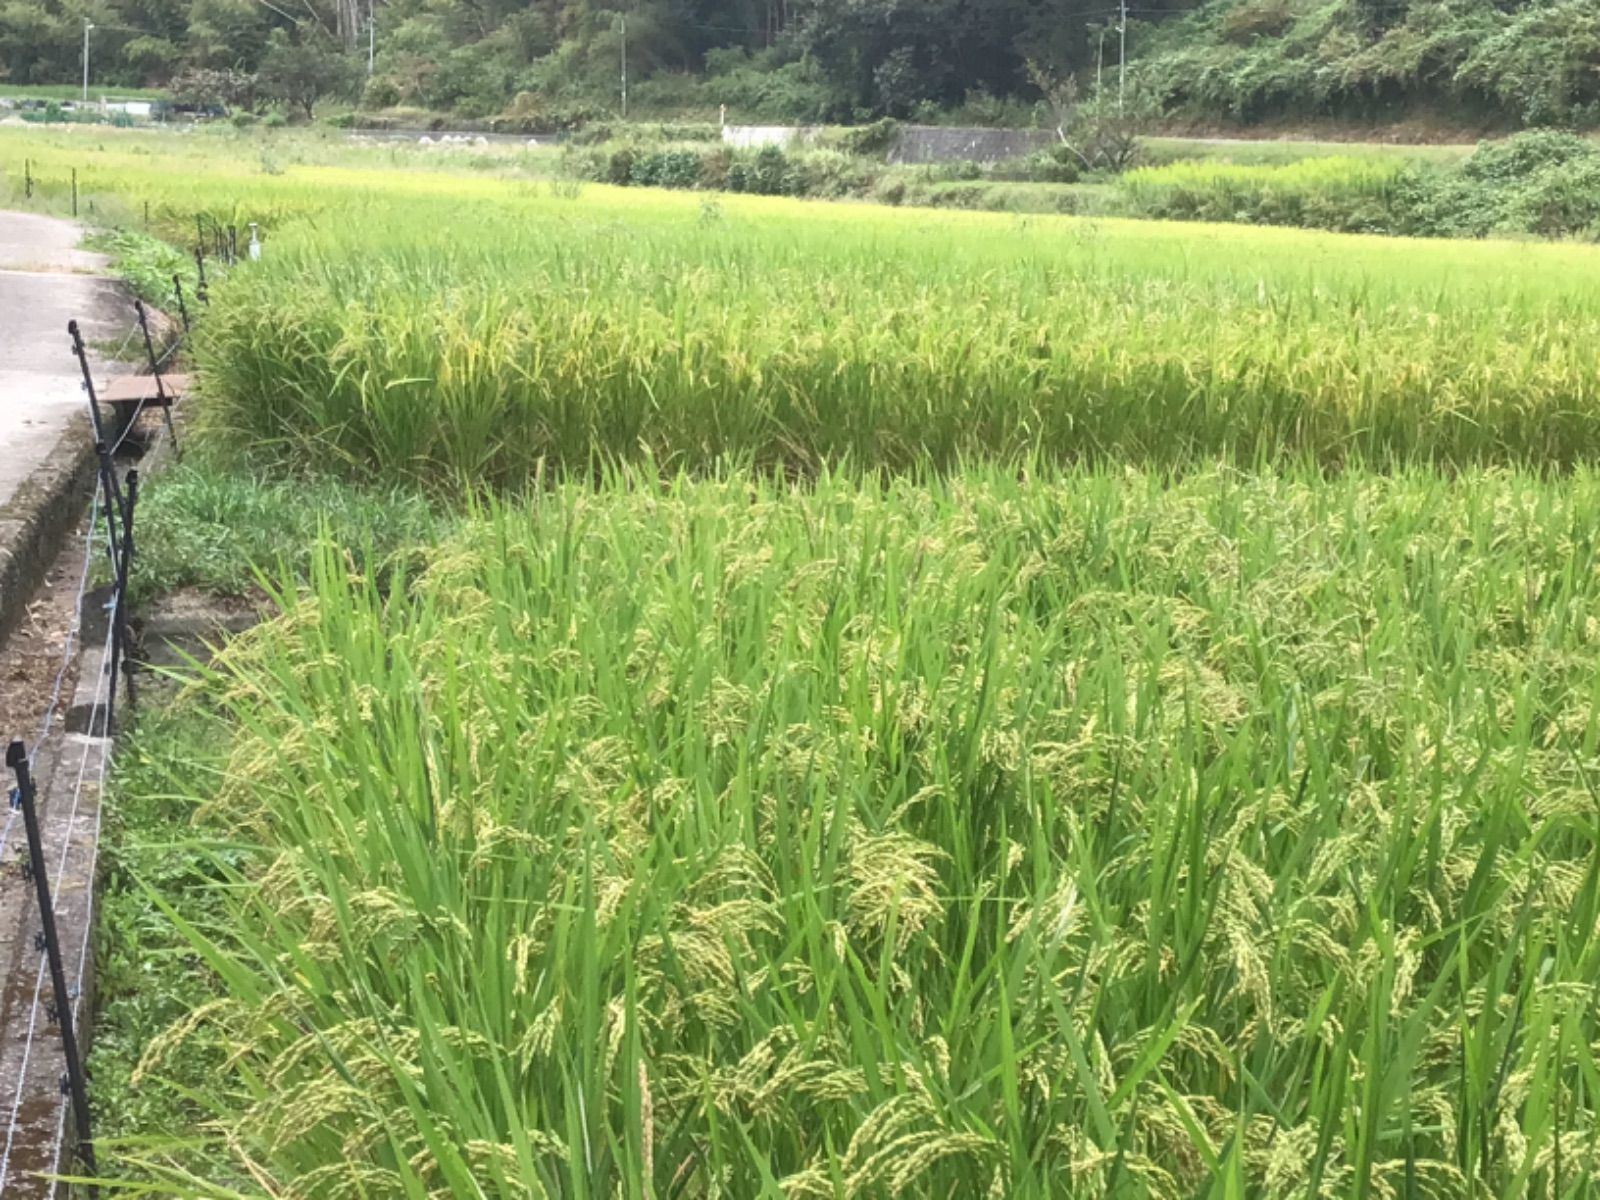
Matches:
[[0, 421, 97, 647]]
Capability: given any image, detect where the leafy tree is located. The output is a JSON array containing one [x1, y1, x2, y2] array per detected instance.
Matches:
[[1029, 60, 1158, 171], [169, 64, 256, 109], [257, 24, 357, 118]]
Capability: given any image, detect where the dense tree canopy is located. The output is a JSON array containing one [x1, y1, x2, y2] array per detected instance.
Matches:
[[1, 0, 1595, 126]]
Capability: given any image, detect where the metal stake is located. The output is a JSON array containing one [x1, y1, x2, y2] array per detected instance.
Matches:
[[115, 469, 138, 711], [172, 274, 191, 333], [67, 321, 127, 575], [134, 300, 180, 456]]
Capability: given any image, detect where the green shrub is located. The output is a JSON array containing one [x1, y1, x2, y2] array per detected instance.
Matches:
[[1504, 156, 1600, 238], [871, 175, 907, 205], [1460, 129, 1600, 185], [1018, 148, 1080, 184], [697, 146, 733, 190], [838, 117, 900, 157], [747, 144, 790, 195], [631, 148, 703, 190], [605, 146, 636, 185], [361, 75, 401, 109], [782, 148, 875, 198]]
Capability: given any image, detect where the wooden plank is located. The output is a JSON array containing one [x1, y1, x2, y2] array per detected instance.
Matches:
[[98, 373, 190, 406]]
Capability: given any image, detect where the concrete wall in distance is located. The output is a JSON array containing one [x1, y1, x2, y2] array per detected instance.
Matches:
[[721, 125, 823, 149], [722, 123, 1053, 164], [889, 125, 1056, 164]]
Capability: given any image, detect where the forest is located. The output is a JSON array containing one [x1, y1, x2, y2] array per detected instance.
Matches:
[[2, 0, 1598, 131]]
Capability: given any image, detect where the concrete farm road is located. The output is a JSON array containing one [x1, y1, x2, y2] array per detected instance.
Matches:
[[0, 211, 127, 511]]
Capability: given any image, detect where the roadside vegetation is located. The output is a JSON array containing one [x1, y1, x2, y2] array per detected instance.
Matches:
[[1, 125, 1598, 1198]]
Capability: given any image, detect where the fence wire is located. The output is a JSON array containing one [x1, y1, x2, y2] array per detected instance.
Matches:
[[0, 355, 138, 1193], [0, 488, 102, 872], [0, 616, 115, 1194]]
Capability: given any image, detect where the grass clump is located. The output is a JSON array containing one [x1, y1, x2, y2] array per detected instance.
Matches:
[[124, 465, 1600, 1198], [128, 456, 446, 599]]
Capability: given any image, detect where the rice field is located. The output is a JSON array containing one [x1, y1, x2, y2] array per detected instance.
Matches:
[[1117, 157, 1406, 226], [142, 467, 1600, 1197], [4, 128, 1598, 1197], [192, 194, 1600, 483], [10, 129, 1600, 478]]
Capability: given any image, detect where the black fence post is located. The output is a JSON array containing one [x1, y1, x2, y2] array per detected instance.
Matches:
[[172, 274, 191, 334], [194, 246, 209, 306], [24, 158, 32, 199], [7, 742, 100, 1197], [116, 469, 138, 710], [134, 300, 180, 455], [71, 168, 78, 218], [67, 321, 128, 577]]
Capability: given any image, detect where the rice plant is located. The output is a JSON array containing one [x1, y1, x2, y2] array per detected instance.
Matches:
[[127, 465, 1600, 1198], [185, 192, 1600, 485], [1117, 157, 1406, 226], [11, 127, 1600, 481], [20, 127, 1599, 1197]]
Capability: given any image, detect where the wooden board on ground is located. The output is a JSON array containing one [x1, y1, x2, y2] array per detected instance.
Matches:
[[98, 373, 190, 407]]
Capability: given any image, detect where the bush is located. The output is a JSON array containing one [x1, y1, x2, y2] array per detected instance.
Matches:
[[871, 176, 907, 206], [838, 117, 900, 157], [1502, 156, 1600, 238], [1460, 130, 1599, 186], [631, 149, 703, 190], [1018, 148, 1080, 184], [362, 75, 402, 110], [262, 109, 288, 129], [605, 146, 636, 185], [563, 136, 878, 201], [697, 146, 733, 190], [747, 145, 790, 195]]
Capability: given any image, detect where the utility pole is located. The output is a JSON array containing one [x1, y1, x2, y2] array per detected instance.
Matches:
[[1117, 0, 1127, 112], [618, 13, 628, 119], [1096, 26, 1106, 93], [367, 1, 375, 75], [81, 19, 94, 104]]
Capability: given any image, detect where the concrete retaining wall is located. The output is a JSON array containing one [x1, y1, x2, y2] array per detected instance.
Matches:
[[721, 123, 1054, 164], [888, 125, 1056, 164], [721, 125, 823, 149]]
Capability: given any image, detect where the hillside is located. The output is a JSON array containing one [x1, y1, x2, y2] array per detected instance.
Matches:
[[0, 0, 1592, 129], [1139, 0, 1600, 131]]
